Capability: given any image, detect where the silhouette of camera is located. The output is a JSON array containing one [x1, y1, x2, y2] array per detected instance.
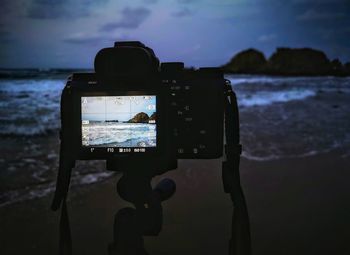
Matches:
[[60, 41, 225, 175]]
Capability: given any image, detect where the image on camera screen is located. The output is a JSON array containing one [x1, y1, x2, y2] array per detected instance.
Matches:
[[81, 95, 156, 148]]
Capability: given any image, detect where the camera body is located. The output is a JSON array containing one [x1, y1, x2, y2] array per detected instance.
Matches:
[[53, 42, 250, 253], [60, 41, 224, 174]]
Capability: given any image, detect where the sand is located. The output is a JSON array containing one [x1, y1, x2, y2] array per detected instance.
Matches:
[[1, 149, 350, 255]]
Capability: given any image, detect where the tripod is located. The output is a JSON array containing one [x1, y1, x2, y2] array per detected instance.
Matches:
[[108, 174, 176, 255]]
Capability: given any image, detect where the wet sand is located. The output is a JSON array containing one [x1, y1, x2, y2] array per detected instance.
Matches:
[[1, 150, 350, 255]]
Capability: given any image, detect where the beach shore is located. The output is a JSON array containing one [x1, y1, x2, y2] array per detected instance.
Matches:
[[1, 149, 349, 255], [1, 73, 349, 254]]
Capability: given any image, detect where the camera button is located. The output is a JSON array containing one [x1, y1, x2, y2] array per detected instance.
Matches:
[[178, 148, 184, 154]]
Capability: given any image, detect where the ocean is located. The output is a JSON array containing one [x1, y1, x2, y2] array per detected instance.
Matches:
[[82, 122, 157, 147], [0, 69, 349, 207]]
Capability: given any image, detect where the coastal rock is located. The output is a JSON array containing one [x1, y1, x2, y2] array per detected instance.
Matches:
[[223, 47, 350, 76], [267, 47, 332, 75], [222, 48, 267, 73], [330, 59, 344, 75], [331, 59, 342, 70], [149, 112, 156, 121], [128, 112, 149, 123], [344, 62, 350, 73]]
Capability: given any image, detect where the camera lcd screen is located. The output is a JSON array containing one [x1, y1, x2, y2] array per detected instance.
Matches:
[[81, 95, 156, 150]]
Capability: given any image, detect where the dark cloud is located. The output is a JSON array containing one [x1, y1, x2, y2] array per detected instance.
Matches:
[[297, 9, 346, 21], [27, 0, 68, 19], [292, 0, 349, 4], [0, 0, 12, 15], [172, 7, 193, 17], [100, 7, 151, 32], [0, 29, 13, 44], [0, 0, 25, 18], [0, 23, 11, 43], [27, 0, 109, 19]]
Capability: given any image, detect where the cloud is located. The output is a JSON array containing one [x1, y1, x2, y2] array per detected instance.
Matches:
[[0, 0, 12, 15], [27, 0, 109, 19], [292, 0, 347, 4], [258, 34, 277, 43], [177, 0, 197, 3], [63, 32, 129, 46], [297, 9, 345, 21], [100, 7, 151, 32], [317, 26, 350, 40], [172, 7, 194, 17], [0, 24, 13, 44], [27, 0, 68, 19], [63, 34, 105, 45], [0, 32, 13, 44], [0, 0, 29, 18], [143, 0, 158, 3]]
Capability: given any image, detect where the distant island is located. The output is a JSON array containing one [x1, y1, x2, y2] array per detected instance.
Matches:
[[100, 112, 156, 124], [222, 47, 350, 76]]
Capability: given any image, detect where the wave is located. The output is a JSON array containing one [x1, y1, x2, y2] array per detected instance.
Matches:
[[0, 171, 115, 208], [241, 147, 350, 162], [0, 68, 91, 79], [88, 122, 153, 129], [226, 74, 350, 87], [0, 79, 64, 136], [225, 74, 350, 107], [84, 123, 156, 146], [238, 89, 316, 107], [1, 75, 349, 140]]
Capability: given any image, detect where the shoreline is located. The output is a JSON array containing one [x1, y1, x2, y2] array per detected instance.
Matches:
[[1, 129, 349, 207]]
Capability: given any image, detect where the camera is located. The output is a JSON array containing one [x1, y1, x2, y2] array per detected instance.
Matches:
[[52, 41, 251, 254], [59, 41, 225, 174]]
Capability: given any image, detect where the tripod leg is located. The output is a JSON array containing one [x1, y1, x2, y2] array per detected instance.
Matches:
[[108, 207, 149, 255]]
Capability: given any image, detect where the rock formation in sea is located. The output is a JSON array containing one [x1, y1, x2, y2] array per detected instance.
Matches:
[[345, 62, 350, 73], [149, 112, 156, 121], [128, 112, 149, 123], [223, 47, 350, 76], [267, 48, 331, 75], [222, 48, 267, 74]]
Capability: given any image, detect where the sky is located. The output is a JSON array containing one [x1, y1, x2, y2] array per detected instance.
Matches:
[[0, 0, 349, 68], [82, 95, 156, 121]]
